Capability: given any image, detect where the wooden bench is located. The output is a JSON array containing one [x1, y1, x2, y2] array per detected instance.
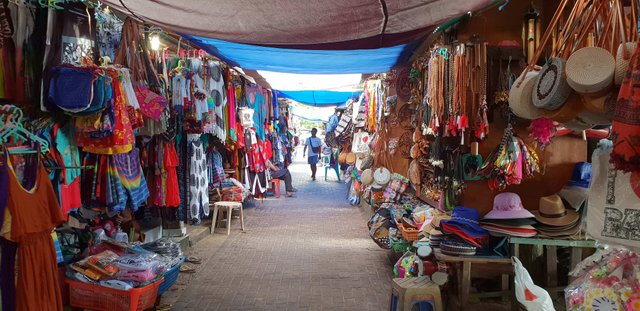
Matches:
[[433, 249, 515, 310], [509, 237, 597, 298]]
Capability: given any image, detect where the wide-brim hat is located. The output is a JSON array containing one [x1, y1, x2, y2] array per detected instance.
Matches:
[[345, 153, 357, 165], [535, 220, 581, 237], [531, 194, 580, 226], [361, 169, 373, 185], [338, 153, 347, 164], [533, 57, 572, 111], [481, 223, 537, 238], [566, 47, 615, 95], [484, 192, 535, 220], [509, 71, 544, 120], [425, 210, 451, 230], [373, 167, 391, 185], [441, 206, 486, 238], [480, 218, 537, 227]]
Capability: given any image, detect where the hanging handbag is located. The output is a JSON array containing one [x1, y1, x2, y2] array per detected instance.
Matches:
[[351, 131, 371, 154], [587, 145, 640, 249]]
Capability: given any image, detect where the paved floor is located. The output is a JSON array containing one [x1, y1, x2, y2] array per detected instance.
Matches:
[[162, 155, 396, 311]]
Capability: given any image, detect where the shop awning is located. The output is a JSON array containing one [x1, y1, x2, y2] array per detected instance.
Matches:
[[104, 0, 492, 48], [276, 90, 361, 106], [183, 35, 413, 74]]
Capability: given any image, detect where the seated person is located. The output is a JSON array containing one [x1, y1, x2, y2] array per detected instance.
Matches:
[[265, 159, 297, 197]]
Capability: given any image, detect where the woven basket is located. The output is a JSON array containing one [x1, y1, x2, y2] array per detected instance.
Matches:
[[509, 71, 544, 120], [361, 169, 373, 185], [615, 42, 637, 86], [398, 224, 419, 242], [566, 47, 615, 95], [533, 58, 572, 110]]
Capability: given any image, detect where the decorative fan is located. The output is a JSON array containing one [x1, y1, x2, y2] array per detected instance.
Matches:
[[388, 113, 399, 127], [395, 66, 413, 103], [398, 131, 413, 159], [398, 104, 415, 129]]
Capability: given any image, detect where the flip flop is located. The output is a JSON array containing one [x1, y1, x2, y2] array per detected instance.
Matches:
[[180, 265, 196, 273], [156, 304, 172, 311], [186, 256, 202, 264]]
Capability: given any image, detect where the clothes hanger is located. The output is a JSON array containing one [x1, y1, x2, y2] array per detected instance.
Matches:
[[0, 105, 50, 153]]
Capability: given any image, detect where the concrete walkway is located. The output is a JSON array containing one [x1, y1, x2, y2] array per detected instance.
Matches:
[[162, 157, 395, 311]]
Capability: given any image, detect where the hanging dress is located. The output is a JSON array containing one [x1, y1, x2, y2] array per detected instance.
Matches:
[[6, 153, 64, 311], [189, 140, 209, 220]]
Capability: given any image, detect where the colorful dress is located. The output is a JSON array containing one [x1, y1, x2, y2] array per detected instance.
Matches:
[[6, 157, 64, 311]]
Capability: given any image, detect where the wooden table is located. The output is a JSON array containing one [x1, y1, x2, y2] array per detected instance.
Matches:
[[434, 249, 515, 310], [509, 237, 597, 297]]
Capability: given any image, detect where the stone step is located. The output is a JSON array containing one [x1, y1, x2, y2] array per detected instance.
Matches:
[[186, 220, 211, 247], [169, 234, 190, 251]]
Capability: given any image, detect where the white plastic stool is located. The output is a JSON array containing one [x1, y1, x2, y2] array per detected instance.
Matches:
[[210, 201, 244, 235]]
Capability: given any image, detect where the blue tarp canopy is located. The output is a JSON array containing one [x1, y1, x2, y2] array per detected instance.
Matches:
[[276, 90, 361, 106], [183, 35, 413, 74]]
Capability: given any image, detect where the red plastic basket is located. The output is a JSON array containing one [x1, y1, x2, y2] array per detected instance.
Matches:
[[66, 278, 163, 311]]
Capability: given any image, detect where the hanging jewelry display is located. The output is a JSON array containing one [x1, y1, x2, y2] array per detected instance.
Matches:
[[476, 124, 541, 191]]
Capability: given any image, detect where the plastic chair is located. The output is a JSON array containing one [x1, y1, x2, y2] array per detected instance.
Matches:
[[322, 152, 341, 182], [267, 179, 282, 198], [210, 201, 245, 235]]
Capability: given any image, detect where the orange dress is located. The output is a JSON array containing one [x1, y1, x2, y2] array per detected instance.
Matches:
[[6, 158, 64, 311]]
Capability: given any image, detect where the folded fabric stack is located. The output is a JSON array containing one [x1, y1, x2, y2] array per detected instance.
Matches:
[[480, 192, 537, 238], [221, 186, 243, 201], [440, 206, 488, 251], [532, 194, 581, 238]]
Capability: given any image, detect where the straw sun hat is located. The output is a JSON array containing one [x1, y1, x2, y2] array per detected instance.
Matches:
[[345, 153, 357, 165], [361, 169, 373, 186]]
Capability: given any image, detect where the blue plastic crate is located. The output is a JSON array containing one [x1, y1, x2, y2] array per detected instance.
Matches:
[[157, 257, 185, 296]]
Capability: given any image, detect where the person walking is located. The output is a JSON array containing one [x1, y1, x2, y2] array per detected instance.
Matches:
[[303, 128, 322, 181]]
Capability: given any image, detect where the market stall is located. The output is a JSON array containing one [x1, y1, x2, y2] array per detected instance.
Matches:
[[0, 1, 294, 309], [351, 0, 640, 309]]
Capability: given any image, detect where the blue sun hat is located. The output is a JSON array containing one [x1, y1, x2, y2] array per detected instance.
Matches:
[[441, 206, 487, 238]]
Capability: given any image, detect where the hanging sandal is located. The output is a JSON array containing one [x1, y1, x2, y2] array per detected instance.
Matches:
[[185, 256, 202, 264], [180, 265, 196, 273]]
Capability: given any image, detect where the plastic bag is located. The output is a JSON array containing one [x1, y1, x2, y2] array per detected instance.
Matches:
[[565, 247, 640, 311], [513, 256, 556, 311]]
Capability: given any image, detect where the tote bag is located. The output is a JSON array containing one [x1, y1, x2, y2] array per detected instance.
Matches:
[[351, 131, 371, 154], [587, 146, 640, 248]]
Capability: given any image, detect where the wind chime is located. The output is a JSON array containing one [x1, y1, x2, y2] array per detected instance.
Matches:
[[523, 4, 541, 64]]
